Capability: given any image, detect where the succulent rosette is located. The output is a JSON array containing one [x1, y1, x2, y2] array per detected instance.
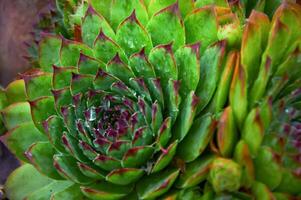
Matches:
[[1, 0, 301, 200]]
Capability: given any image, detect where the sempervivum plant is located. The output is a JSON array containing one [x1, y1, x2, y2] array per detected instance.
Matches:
[[1, 0, 301, 200]]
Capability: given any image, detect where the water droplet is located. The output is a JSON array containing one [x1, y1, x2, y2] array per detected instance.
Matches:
[[88, 107, 96, 121]]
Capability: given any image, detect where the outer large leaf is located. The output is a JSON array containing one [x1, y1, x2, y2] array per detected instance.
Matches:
[[23, 72, 52, 101], [5, 164, 79, 200], [5, 79, 27, 104], [3, 122, 47, 161], [147, 3, 185, 51], [116, 11, 152, 56], [26, 181, 74, 200], [110, 0, 149, 30], [39, 35, 62, 71], [90, 0, 112, 21], [82, 6, 116, 47], [60, 41, 95, 67], [5, 164, 53, 200], [4, 164, 76, 200], [1, 102, 32, 130], [195, 0, 228, 7], [184, 6, 218, 53], [30, 96, 57, 132], [25, 141, 62, 180], [148, 0, 176, 17]]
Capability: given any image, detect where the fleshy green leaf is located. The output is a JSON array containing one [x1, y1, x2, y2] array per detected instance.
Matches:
[[71, 73, 94, 94], [165, 79, 181, 123], [77, 162, 106, 180], [178, 0, 195, 17], [252, 181, 275, 200], [156, 117, 172, 148], [4, 122, 47, 161], [51, 184, 85, 200], [106, 168, 144, 185], [82, 6, 116, 47], [53, 154, 92, 185], [147, 3, 185, 51], [106, 54, 135, 85], [122, 146, 155, 168], [25, 141, 63, 180], [217, 106, 237, 157], [254, 146, 283, 190], [30, 96, 56, 132], [195, 41, 226, 113], [195, 0, 228, 7], [93, 30, 127, 64], [147, 0, 176, 17], [5, 79, 26, 104], [234, 140, 255, 189], [129, 48, 156, 80], [81, 182, 134, 200], [53, 66, 78, 90], [5, 164, 53, 200], [213, 51, 237, 112], [93, 69, 119, 91], [137, 168, 180, 199], [152, 140, 178, 173], [1, 102, 32, 130], [60, 39, 94, 66], [39, 35, 62, 71], [275, 169, 301, 195], [110, 0, 149, 31], [78, 53, 105, 75], [43, 115, 67, 153], [161, 187, 203, 200], [0, 88, 7, 109], [148, 43, 177, 89], [177, 114, 216, 162], [89, 0, 112, 22], [241, 10, 270, 87], [116, 11, 152, 57], [230, 54, 248, 129], [176, 154, 215, 189], [241, 108, 264, 156], [172, 91, 200, 141], [26, 180, 74, 200], [184, 6, 218, 53], [23, 72, 52, 101], [174, 43, 200, 98]]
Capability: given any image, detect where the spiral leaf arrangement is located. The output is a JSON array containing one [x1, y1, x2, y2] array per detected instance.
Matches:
[[0, 0, 301, 199]]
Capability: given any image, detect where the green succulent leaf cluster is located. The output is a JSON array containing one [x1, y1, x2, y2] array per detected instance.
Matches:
[[1, 0, 301, 200]]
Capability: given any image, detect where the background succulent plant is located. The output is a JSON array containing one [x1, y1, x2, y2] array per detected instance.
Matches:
[[0, 0, 301, 199]]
